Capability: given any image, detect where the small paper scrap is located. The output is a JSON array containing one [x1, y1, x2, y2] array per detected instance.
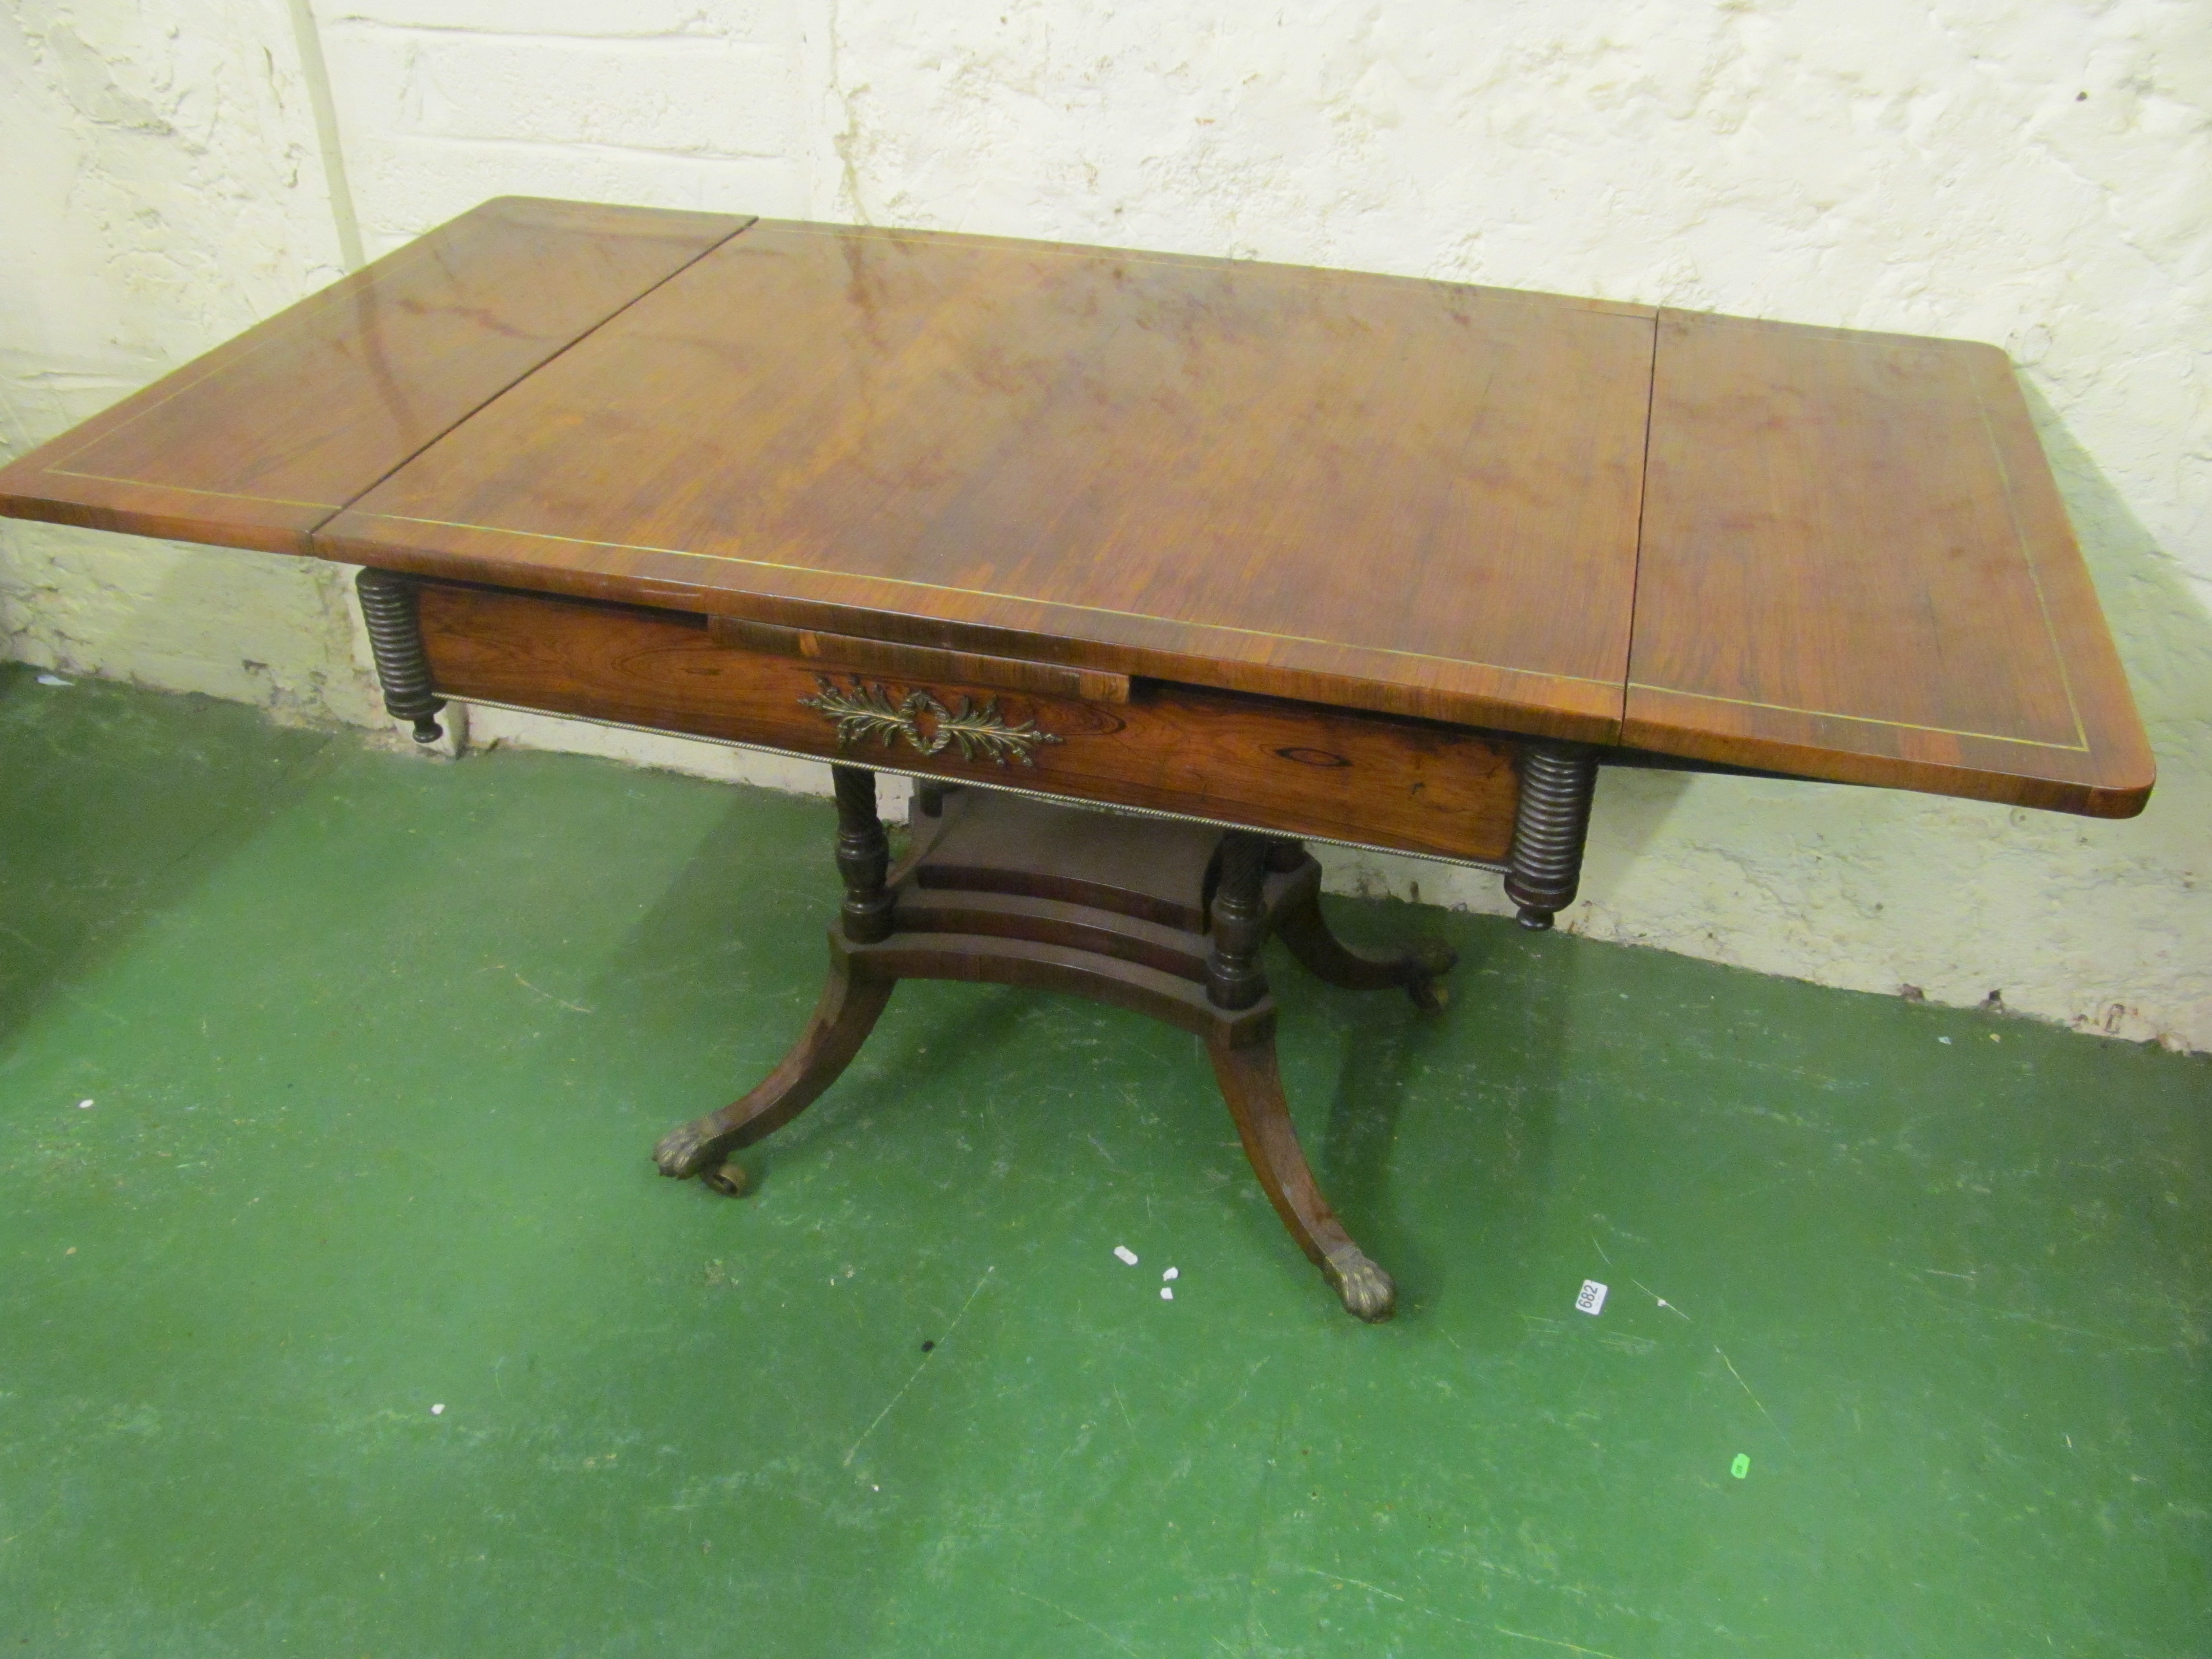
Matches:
[[1113, 1245, 1139, 1266], [431, 1403, 445, 1416], [1575, 1279, 1609, 1316], [1730, 1453, 1751, 1479], [1160, 1287, 1175, 1301], [77, 1099, 93, 1110], [1162, 1267, 1179, 1282], [36, 674, 72, 687]]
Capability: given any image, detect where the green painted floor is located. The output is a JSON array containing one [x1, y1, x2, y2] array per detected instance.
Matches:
[[1, 664, 2206, 1658]]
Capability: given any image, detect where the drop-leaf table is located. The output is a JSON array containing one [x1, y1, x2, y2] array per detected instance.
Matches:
[[1, 198, 2153, 1319]]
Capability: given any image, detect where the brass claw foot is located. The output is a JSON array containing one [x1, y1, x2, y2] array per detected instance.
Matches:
[[656, 1123, 752, 1196], [653, 1121, 725, 1180], [1323, 1248, 1398, 1323], [1402, 942, 1457, 1012]]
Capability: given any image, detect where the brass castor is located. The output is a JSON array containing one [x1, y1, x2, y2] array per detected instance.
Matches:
[[699, 1160, 751, 1198]]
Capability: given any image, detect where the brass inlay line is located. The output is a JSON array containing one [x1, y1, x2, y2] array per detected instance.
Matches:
[[1627, 684, 2089, 751], [332, 510, 1632, 691], [44, 470, 339, 512], [1969, 364, 2088, 749], [30, 218, 755, 528], [39, 232, 451, 473], [1633, 330, 2089, 754]]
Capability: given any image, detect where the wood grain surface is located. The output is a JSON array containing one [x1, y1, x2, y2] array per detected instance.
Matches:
[[1629, 310, 2154, 816], [0, 198, 2155, 819], [321, 220, 1657, 741], [0, 198, 749, 554], [707, 615, 1133, 703], [417, 580, 1524, 864]]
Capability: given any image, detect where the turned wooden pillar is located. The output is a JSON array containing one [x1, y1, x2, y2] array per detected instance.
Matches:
[[831, 764, 896, 943], [1206, 830, 1271, 1010]]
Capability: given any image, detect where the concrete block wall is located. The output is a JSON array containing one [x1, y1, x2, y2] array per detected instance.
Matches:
[[316, 1, 813, 249], [0, 0, 381, 725], [3, 1, 2207, 1050]]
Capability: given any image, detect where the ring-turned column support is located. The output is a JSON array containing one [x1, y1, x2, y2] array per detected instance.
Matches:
[[1206, 831, 1271, 1010], [831, 764, 896, 943], [1504, 741, 1598, 930], [354, 568, 446, 745]]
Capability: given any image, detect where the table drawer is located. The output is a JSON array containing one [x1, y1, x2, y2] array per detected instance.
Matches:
[[416, 581, 1521, 864]]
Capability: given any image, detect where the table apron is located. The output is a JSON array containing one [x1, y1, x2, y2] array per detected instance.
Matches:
[[411, 578, 1526, 867]]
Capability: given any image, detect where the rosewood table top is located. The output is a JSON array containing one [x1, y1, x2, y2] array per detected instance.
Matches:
[[0, 195, 2153, 819]]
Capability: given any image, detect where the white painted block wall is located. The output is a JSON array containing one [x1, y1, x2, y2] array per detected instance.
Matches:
[[0, 0, 381, 726], [4, 1, 2207, 1049]]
